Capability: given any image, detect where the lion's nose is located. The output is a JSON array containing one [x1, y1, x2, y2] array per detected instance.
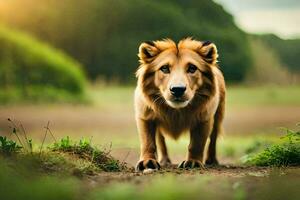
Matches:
[[170, 85, 186, 97]]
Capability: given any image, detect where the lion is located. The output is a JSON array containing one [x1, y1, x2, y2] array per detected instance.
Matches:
[[134, 38, 226, 171]]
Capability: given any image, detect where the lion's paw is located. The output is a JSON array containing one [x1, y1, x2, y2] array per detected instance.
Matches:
[[205, 158, 219, 166], [136, 158, 161, 172], [178, 159, 205, 169]]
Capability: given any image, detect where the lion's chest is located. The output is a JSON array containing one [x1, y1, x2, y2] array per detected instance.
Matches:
[[156, 111, 195, 139], [155, 103, 216, 139]]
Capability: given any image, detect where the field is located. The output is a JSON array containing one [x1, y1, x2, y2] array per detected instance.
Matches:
[[0, 85, 300, 199]]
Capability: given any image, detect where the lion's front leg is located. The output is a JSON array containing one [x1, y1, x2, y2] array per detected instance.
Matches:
[[136, 119, 160, 171], [179, 120, 213, 169]]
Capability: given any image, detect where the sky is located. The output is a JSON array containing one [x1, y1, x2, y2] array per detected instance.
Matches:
[[214, 0, 300, 39]]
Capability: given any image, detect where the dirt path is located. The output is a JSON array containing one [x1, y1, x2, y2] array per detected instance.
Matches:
[[86, 165, 300, 196], [90, 165, 272, 184]]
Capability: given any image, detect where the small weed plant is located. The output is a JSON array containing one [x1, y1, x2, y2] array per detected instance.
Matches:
[[0, 136, 22, 155], [243, 126, 300, 166], [51, 137, 125, 171], [1, 119, 127, 175]]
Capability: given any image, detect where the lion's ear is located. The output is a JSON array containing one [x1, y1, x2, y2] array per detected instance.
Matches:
[[138, 41, 160, 64], [197, 41, 218, 64]]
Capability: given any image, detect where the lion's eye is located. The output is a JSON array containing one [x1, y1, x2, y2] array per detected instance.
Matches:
[[187, 63, 197, 74], [160, 65, 170, 74]]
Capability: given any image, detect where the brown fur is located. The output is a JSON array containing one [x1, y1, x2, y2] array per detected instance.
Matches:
[[135, 38, 226, 171]]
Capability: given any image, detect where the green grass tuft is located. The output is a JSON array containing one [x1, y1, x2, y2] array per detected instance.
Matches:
[[51, 137, 126, 172], [243, 127, 300, 166], [1, 120, 127, 176], [0, 136, 22, 155]]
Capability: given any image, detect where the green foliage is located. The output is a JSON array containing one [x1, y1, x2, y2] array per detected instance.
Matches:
[[0, 135, 126, 174], [0, 136, 22, 155], [0, 0, 252, 83], [246, 37, 293, 85], [51, 137, 126, 172], [244, 127, 300, 166], [244, 140, 271, 155], [0, 25, 87, 103], [0, 86, 88, 104], [38, 152, 99, 176], [53, 136, 73, 151], [253, 34, 300, 73], [1, 119, 126, 173]]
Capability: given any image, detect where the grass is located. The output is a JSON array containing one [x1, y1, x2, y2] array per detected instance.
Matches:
[[1, 119, 127, 177], [0, 136, 126, 177], [226, 85, 300, 107], [51, 136, 126, 172], [0, 135, 22, 155], [88, 85, 134, 110], [243, 127, 300, 166], [0, 86, 89, 105], [0, 163, 78, 200]]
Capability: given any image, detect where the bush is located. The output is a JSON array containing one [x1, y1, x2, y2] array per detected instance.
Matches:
[[243, 127, 300, 166], [0, 25, 87, 103]]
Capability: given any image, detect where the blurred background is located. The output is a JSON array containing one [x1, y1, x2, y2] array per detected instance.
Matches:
[[0, 0, 299, 166]]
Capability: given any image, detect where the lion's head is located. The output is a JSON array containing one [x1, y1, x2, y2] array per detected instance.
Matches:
[[136, 38, 218, 109]]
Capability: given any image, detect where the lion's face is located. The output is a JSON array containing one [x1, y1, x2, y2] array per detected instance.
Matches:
[[137, 38, 218, 109], [153, 49, 205, 108]]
